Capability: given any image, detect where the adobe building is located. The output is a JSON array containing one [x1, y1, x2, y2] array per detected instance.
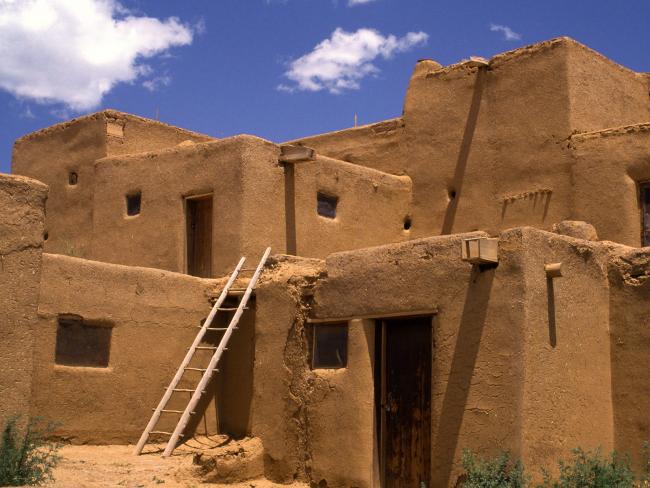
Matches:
[[1, 37, 649, 487]]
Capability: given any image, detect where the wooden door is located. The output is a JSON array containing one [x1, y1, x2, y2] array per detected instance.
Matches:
[[380, 317, 432, 488], [186, 195, 213, 277], [642, 184, 650, 247]]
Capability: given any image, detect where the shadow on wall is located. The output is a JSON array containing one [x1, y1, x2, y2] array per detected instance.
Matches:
[[431, 265, 495, 487], [441, 67, 488, 235], [547, 277, 557, 347], [501, 190, 553, 225]]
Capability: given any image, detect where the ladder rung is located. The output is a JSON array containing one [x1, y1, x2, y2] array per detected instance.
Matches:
[[217, 307, 248, 311], [170, 388, 195, 392], [184, 367, 220, 372], [239, 267, 258, 272], [195, 346, 217, 350], [154, 409, 194, 415], [150, 431, 183, 437], [196, 327, 236, 331]]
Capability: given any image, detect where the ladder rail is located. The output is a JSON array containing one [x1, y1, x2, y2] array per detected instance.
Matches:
[[133, 256, 247, 455], [162, 247, 271, 457]]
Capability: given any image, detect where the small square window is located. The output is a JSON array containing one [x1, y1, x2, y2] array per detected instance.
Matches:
[[68, 172, 78, 185], [311, 323, 348, 369], [126, 192, 141, 216], [317, 192, 338, 219], [55, 315, 112, 368]]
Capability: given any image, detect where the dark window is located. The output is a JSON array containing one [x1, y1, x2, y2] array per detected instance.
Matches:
[[55, 315, 112, 368], [126, 192, 141, 216], [68, 172, 78, 185], [317, 192, 338, 219], [311, 323, 348, 369], [642, 183, 650, 247]]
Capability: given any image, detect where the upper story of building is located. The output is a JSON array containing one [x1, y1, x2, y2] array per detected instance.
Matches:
[[10, 37, 650, 277]]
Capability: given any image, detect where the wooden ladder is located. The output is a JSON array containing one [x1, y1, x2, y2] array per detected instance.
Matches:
[[134, 247, 271, 457]]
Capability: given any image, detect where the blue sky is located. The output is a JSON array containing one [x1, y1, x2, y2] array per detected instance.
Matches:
[[1, 0, 648, 174]]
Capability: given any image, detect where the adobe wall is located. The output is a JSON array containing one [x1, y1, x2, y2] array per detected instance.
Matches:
[[565, 43, 650, 133], [291, 38, 650, 245], [607, 245, 650, 468], [292, 155, 412, 257], [102, 110, 214, 157], [0, 173, 47, 430], [11, 111, 213, 260], [311, 233, 527, 487], [250, 229, 617, 487], [516, 229, 614, 476], [30, 253, 220, 444], [92, 136, 286, 276], [12, 115, 107, 258], [571, 124, 650, 247], [91, 136, 413, 276]]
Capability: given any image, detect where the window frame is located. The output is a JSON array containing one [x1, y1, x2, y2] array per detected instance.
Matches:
[[310, 322, 349, 370], [54, 315, 113, 368]]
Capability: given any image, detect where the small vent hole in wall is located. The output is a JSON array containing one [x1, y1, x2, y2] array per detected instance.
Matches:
[[317, 192, 338, 219], [126, 192, 141, 216], [68, 172, 78, 185], [403, 216, 412, 231], [43, 231, 49, 241], [448, 188, 457, 201]]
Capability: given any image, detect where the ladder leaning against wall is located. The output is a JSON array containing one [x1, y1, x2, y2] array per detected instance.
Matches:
[[134, 247, 272, 457]]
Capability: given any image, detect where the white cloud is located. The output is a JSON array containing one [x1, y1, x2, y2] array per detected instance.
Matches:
[[348, 0, 378, 6], [142, 75, 171, 92], [0, 0, 195, 110], [280, 28, 428, 94], [489, 23, 521, 41]]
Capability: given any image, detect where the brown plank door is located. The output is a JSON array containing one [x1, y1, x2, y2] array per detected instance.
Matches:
[[642, 184, 650, 247], [380, 317, 432, 488], [186, 195, 213, 278]]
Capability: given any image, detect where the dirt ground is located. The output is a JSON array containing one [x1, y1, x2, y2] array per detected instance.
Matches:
[[38, 438, 306, 488]]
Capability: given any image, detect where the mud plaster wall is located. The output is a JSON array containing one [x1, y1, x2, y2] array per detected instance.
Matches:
[[607, 246, 650, 468], [11, 111, 213, 260], [31, 253, 220, 444], [12, 116, 106, 258], [311, 233, 524, 487], [292, 155, 412, 257], [92, 136, 286, 277], [565, 44, 650, 133], [571, 125, 650, 247], [0, 174, 47, 429], [515, 228, 614, 477], [103, 110, 214, 157], [292, 38, 649, 244], [307, 230, 617, 487]]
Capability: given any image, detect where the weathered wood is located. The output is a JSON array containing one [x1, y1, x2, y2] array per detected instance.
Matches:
[[279, 144, 315, 163]]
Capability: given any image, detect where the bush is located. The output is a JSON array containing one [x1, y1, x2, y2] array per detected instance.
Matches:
[[540, 447, 635, 488], [0, 417, 60, 486], [461, 449, 528, 488]]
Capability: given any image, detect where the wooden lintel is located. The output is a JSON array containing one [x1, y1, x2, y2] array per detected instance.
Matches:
[[307, 308, 439, 324], [279, 144, 315, 163]]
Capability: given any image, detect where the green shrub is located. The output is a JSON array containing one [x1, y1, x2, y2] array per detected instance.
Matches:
[[461, 449, 528, 488], [0, 417, 60, 486], [540, 447, 635, 488]]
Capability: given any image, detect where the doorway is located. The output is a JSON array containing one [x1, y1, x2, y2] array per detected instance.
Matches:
[[186, 194, 213, 278], [375, 316, 432, 488]]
